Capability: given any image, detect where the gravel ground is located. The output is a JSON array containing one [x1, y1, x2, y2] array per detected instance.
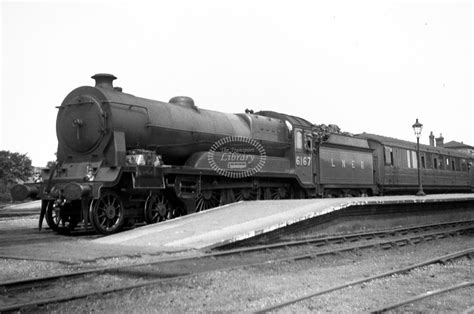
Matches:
[[12, 234, 470, 313], [0, 259, 77, 282], [289, 258, 473, 313]]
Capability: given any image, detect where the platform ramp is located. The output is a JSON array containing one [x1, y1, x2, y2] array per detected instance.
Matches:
[[92, 194, 474, 252]]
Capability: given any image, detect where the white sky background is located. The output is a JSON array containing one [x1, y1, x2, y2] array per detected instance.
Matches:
[[1, 0, 472, 167]]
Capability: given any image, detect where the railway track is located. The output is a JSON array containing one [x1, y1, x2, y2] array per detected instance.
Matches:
[[370, 281, 474, 313], [256, 248, 474, 313], [212, 219, 474, 252], [0, 220, 472, 312]]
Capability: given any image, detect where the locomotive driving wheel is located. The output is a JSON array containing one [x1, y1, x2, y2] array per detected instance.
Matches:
[[144, 193, 173, 223], [263, 187, 288, 200], [234, 188, 257, 201], [195, 189, 221, 212], [45, 200, 79, 234], [89, 191, 125, 235]]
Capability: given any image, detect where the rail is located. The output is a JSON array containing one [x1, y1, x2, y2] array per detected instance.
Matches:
[[255, 248, 474, 313]]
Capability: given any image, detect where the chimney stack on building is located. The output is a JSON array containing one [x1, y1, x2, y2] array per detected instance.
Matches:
[[435, 133, 444, 147], [429, 131, 435, 146]]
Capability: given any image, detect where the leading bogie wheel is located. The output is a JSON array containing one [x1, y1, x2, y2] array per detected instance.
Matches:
[[89, 191, 125, 235], [45, 200, 78, 234]]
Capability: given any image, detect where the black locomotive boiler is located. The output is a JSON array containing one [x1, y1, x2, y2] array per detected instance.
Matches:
[[11, 74, 474, 235]]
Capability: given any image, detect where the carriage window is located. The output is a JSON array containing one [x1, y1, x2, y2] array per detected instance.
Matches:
[[295, 129, 303, 150], [425, 153, 432, 168], [407, 150, 418, 168], [421, 155, 426, 168], [384, 146, 393, 166], [451, 159, 456, 171], [411, 151, 418, 168], [438, 156, 445, 170], [433, 157, 438, 169], [461, 159, 467, 172]]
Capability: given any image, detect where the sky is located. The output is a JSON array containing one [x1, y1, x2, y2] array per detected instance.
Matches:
[[1, 0, 472, 167]]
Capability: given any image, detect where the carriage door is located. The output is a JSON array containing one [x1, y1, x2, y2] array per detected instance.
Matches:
[[294, 129, 314, 185], [373, 154, 379, 185]]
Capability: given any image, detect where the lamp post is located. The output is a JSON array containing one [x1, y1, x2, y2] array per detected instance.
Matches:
[[412, 118, 425, 196]]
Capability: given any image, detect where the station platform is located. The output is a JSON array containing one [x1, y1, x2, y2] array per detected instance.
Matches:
[[93, 193, 474, 252], [0, 200, 41, 217]]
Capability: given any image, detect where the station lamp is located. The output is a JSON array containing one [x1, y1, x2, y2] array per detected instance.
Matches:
[[412, 118, 425, 196]]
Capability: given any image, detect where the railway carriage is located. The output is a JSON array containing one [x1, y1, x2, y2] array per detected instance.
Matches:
[[357, 133, 474, 194], [10, 74, 474, 235]]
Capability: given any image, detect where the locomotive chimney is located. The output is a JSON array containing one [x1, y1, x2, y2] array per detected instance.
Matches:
[[91, 73, 117, 90], [435, 133, 444, 147], [429, 131, 435, 146]]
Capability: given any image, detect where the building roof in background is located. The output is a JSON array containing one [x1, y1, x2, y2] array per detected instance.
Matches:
[[443, 141, 474, 149]]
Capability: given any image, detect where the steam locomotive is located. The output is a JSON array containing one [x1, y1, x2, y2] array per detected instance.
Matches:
[[11, 74, 474, 235]]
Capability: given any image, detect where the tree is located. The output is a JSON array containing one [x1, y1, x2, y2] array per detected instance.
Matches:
[[0, 151, 33, 201], [46, 160, 57, 169], [46, 152, 58, 169]]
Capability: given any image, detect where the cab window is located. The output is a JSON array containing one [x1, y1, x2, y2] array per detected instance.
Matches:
[[295, 129, 303, 150], [304, 132, 313, 151]]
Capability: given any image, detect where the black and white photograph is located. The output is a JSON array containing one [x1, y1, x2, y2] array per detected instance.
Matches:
[[1, 0, 473, 312]]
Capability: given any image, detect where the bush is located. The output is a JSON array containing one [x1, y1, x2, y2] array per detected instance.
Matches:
[[0, 151, 33, 202]]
